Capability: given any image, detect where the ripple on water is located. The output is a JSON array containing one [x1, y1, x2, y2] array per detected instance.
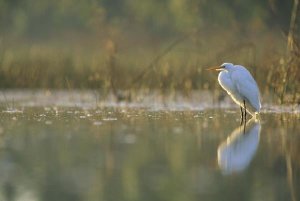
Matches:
[[102, 117, 117, 121], [93, 121, 102, 126]]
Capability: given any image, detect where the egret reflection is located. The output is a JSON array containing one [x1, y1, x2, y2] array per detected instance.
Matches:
[[217, 119, 261, 175]]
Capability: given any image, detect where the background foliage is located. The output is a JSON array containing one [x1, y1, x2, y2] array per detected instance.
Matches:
[[0, 0, 299, 103]]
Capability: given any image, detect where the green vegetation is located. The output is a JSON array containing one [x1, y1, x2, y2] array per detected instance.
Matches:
[[0, 0, 299, 103]]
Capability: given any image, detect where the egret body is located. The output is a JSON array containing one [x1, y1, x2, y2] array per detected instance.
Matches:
[[207, 63, 261, 120]]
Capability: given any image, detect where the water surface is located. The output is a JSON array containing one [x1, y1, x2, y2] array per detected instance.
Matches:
[[0, 106, 299, 201]]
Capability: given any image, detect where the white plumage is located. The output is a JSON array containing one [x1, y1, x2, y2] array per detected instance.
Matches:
[[210, 63, 261, 116]]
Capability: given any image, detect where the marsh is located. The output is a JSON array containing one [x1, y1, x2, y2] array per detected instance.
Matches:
[[0, 91, 298, 201]]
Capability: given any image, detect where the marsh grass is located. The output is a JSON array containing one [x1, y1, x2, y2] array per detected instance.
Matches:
[[0, 30, 298, 104], [267, 43, 300, 104]]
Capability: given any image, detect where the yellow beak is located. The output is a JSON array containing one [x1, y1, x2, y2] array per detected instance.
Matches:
[[206, 66, 224, 71]]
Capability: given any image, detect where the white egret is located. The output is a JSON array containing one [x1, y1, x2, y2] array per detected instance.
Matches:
[[207, 63, 261, 121]]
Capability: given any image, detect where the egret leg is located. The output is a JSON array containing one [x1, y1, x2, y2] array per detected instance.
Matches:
[[243, 100, 247, 122], [240, 106, 244, 125]]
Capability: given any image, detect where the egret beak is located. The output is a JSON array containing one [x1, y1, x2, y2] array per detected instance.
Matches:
[[206, 66, 224, 71]]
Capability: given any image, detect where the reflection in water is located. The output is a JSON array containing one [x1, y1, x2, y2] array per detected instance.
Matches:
[[217, 118, 261, 175], [0, 108, 298, 201]]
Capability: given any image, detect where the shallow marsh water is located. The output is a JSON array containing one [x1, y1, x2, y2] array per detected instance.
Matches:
[[0, 105, 299, 201], [0, 90, 299, 201]]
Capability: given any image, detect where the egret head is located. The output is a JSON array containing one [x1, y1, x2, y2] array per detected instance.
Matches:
[[220, 63, 235, 71], [206, 63, 234, 71]]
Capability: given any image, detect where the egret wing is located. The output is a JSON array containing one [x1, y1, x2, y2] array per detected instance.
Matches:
[[231, 68, 261, 112]]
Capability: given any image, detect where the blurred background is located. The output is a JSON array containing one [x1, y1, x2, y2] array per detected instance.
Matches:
[[0, 0, 299, 103], [0, 2, 299, 200]]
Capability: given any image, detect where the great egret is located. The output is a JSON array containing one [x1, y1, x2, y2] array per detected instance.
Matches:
[[207, 63, 261, 121]]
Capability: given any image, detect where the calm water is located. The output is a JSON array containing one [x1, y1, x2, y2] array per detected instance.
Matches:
[[0, 107, 299, 201]]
